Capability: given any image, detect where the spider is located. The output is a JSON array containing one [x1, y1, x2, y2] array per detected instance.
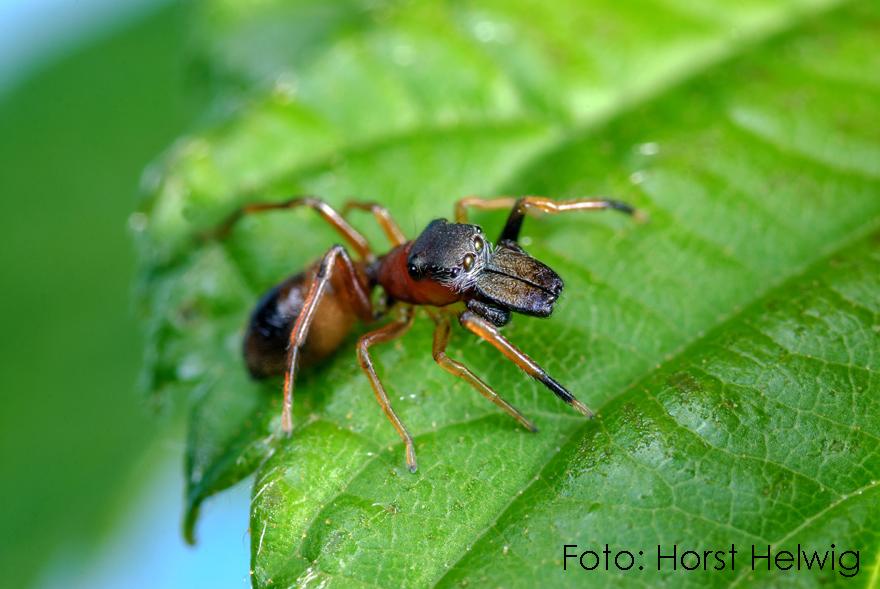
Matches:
[[211, 195, 639, 472]]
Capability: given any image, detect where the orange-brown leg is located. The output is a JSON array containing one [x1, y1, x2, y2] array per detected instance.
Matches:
[[454, 196, 517, 223], [281, 245, 373, 433], [209, 196, 374, 260], [356, 306, 418, 472], [342, 201, 407, 247], [459, 310, 594, 418], [454, 195, 640, 242], [431, 314, 537, 432]]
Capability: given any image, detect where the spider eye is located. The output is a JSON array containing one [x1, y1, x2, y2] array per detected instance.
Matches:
[[473, 237, 484, 252], [462, 253, 475, 271]]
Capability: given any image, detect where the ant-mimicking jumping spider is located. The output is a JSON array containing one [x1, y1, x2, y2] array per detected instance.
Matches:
[[211, 196, 639, 472]]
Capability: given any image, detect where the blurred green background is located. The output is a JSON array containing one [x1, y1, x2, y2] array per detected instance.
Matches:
[[0, 2, 249, 587]]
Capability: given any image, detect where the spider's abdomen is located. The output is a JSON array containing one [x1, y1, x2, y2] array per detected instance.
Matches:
[[244, 267, 358, 379]]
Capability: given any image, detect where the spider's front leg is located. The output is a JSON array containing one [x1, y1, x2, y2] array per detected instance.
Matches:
[[454, 195, 640, 244], [431, 312, 537, 432], [458, 310, 594, 418]]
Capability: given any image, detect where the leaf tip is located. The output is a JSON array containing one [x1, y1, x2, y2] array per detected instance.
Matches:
[[183, 501, 201, 546]]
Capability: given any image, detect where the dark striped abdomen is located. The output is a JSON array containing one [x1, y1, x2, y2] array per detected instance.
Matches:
[[243, 269, 358, 379]]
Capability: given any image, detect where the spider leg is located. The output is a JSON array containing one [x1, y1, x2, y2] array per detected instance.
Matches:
[[281, 245, 373, 433], [453, 195, 639, 243], [431, 313, 537, 432], [341, 200, 407, 247], [209, 196, 374, 260], [454, 196, 518, 224], [458, 310, 594, 418], [356, 306, 418, 472]]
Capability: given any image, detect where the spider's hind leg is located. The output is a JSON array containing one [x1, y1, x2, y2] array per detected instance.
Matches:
[[280, 244, 373, 433], [342, 200, 407, 247], [208, 196, 374, 260]]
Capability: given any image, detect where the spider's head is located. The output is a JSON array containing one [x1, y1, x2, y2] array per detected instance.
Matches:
[[407, 219, 563, 326], [407, 219, 489, 287]]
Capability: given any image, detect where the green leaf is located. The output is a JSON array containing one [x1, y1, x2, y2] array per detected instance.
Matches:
[[135, 0, 880, 586]]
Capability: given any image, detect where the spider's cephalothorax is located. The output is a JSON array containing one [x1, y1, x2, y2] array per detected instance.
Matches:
[[400, 218, 564, 327], [212, 195, 638, 474]]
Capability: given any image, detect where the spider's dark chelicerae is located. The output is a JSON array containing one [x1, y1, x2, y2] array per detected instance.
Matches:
[[211, 196, 639, 472]]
